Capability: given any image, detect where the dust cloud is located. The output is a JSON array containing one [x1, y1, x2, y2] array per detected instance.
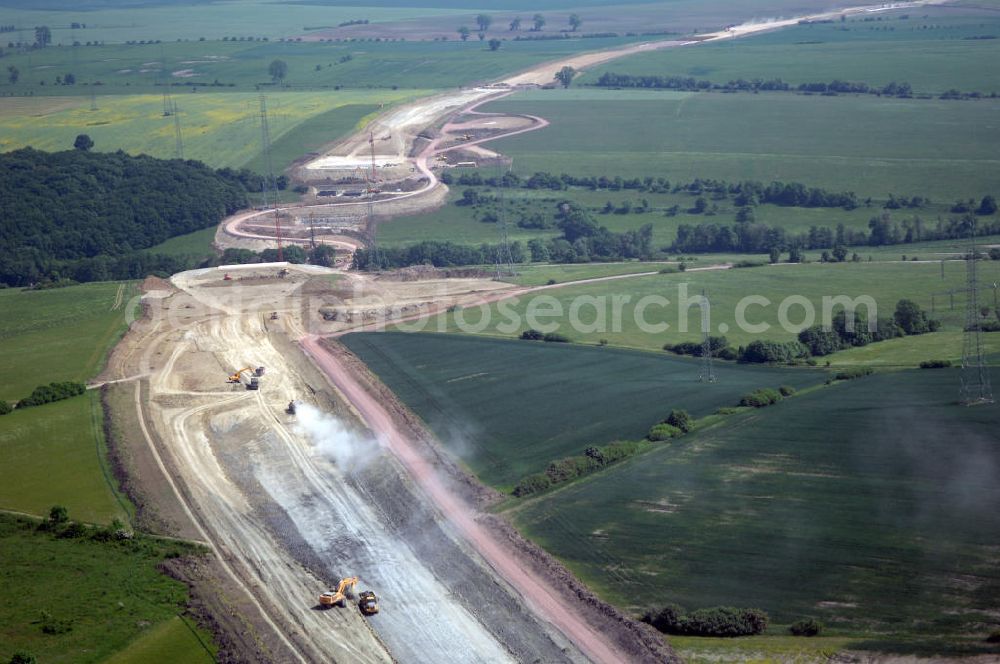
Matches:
[[296, 403, 380, 471]]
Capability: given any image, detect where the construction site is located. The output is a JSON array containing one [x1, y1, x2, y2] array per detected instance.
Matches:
[[103, 264, 675, 663], [97, 4, 962, 662]]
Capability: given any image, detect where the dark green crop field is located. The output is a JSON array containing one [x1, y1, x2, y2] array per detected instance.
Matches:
[[508, 368, 1000, 649], [341, 331, 823, 488], [580, 10, 1000, 94], [480, 88, 1000, 201]]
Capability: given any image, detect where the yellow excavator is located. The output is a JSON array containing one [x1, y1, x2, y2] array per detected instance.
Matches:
[[319, 577, 358, 608], [228, 367, 253, 383]]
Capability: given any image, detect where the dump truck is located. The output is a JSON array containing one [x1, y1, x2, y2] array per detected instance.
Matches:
[[358, 590, 379, 616], [319, 577, 358, 608], [255, 366, 265, 377], [247, 376, 260, 391]]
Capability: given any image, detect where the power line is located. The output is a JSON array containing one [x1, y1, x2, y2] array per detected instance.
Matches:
[[699, 288, 716, 383], [960, 237, 993, 406], [258, 95, 282, 262], [172, 101, 184, 160], [493, 158, 516, 280]]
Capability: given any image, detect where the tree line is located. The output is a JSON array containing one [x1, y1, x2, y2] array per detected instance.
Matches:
[[665, 300, 938, 364], [672, 210, 999, 254], [354, 202, 653, 270], [0, 147, 250, 286], [595, 72, 997, 99], [444, 169, 863, 210]]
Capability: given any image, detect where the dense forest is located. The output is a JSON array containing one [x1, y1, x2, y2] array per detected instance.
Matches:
[[0, 147, 249, 285]]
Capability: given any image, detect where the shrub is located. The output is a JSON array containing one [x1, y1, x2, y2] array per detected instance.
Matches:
[[644, 604, 769, 637], [10, 652, 37, 664], [15, 381, 86, 409], [739, 388, 783, 408], [545, 455, 600, 483], [642, 603, 685, 633], [986, 630, 1000, 643], [740, 340, 809, 363], [48, 505, 68, 526], [601, 440, 641, 462], [648, 423, 681, 441], [543, 332, 570, 343], [716, 406, 741, 415], [682, 606, 769, 637], [718, 347, 739, 361], [919, 359, 952, 369], [834, 367, 874, 381], [778, 385, 796, 397], [0, 400, 10, 416], [512, 473, 551, 497], [520, 329, 544, 340], [664, 409, 692, 432], [39, 610, 73, 635], [789, 618, 823, 637]]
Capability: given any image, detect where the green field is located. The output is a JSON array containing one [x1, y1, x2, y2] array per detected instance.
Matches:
[[341, 331, 823, 488], [508, 368, 1000, 648], [479, 88, 1000, 201], [581, 10, 1000, 94], [0, 90, 420, 170], [0, 514, 214, 664], [0, 393, 130, 524], [0, 1, 467, 43], [420, 260, 1000, 364], [145, 226, 217, 259], [380, 182, 961, 250], [102, 616, 215, 664], [0, 35, 646, 96], [0, 282, 137, 402]]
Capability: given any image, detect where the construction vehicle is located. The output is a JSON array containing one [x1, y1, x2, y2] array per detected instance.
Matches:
[[228, 367, 253, 383], [247, 376, 260, 391], [286, 400, 298, 415], [358, 590, 379, 616], [278, 268, 289, 278], [255, 366, 265, 377], [223, 273, 232, 281], [270, 312, 279, 320], [319, 577, 357, 608]]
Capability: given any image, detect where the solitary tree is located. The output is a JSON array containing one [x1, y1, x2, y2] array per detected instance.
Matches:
[[488, 38, 501, 51], [35, 25, 51, 48], [555, 65, 575, 88], [64, 72, 75, 85], [9, 651, 37, 664], [977, 194, 997, 216], [509, 17, 521, 31], [476, 13, 492, 33], [478, 31, 486, 41], [73, 134, 94, 151], [7, 65, 18, 84], [268, 59, 288, 84], [457, 26, 471, 41], [569, 13, 582, 31], [533, 14, 546, 31]]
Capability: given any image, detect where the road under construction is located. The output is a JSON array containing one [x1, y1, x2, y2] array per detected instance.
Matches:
[[109, 3, 947, 661]]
